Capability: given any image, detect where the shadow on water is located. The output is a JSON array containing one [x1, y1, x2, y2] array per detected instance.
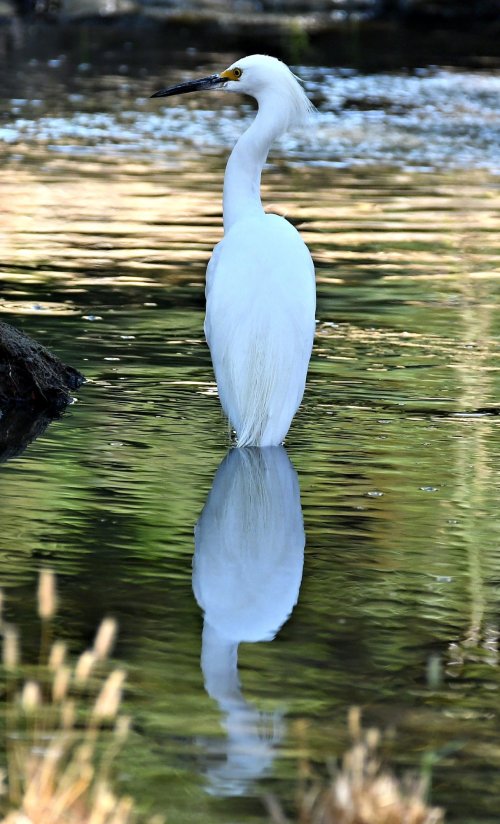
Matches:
[[193, 447, 304, 798], [0, 404, 55, 463]]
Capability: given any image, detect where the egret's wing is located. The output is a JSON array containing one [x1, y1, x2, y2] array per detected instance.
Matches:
[[205, 239, 223, 301], [205, 215, 315, 343], [204, 215, 316, 445]]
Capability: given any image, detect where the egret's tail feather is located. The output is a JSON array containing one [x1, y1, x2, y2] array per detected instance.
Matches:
[[233, 336, 275, 446], [219, 321, 306, 447]]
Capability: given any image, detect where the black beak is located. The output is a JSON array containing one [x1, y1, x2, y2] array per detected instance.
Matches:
[[151, 73, 226, 99]]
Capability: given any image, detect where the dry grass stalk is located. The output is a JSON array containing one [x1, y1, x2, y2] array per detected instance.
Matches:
[[52, 666, 71, 703], [48, 642, 66, 672], [20, 682, 41, 713], [2, 624, 19, 670], [2, 625, 19, 670], [267, 708, 444, 824], [0, 571, 163, 824], [38, 570, 57, 621], [75, 651, 96, 684], [92, 671, 126, 721], [93, 619, 117, 662]]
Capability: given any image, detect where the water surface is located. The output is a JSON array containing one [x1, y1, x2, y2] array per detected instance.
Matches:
[[1, 51, 500, 823]]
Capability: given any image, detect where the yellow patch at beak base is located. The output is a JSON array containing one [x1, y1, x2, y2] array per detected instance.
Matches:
[[220, 68, 242, 81]]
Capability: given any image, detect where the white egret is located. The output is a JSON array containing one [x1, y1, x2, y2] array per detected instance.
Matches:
[[152, 55, 316, 446]]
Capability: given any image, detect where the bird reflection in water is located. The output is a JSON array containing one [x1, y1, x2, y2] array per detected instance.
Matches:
[[193, 446, 305, 796]]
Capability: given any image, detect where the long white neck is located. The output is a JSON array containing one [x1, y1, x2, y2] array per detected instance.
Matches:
[[223, 96, 290, 232]]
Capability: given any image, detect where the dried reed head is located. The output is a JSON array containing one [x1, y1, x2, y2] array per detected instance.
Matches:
[[92, 670, 126, 721], [75, 650, 96, 684], [0, 572, 159, 824], [48, 642, 67, 672], [266, 710, 444, 824], [52, 665, 71, 703], [93, 618, 117, 661], [37, 569, 57, 620], [2, 624, 19, 670], [20, 682, 42, 713]]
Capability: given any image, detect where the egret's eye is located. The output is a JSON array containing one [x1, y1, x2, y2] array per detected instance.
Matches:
[[221, 67, 243, 81]]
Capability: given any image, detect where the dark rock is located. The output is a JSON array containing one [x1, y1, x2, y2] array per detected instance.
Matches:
[[0, 321, 85, 410]]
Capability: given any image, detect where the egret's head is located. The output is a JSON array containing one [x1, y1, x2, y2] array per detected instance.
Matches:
[[151, 54, 313, 129], [220, 55, 294, 94]]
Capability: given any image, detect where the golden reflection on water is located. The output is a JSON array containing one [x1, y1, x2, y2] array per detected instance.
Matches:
[[2, 157, 500, 293], [1, 158, 218, 279]]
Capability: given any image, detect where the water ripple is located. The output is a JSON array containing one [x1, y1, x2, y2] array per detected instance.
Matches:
[[1, 68, 499, 171]]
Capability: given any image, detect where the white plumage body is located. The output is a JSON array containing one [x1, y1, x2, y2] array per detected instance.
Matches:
[[205, 213, 315, 446]]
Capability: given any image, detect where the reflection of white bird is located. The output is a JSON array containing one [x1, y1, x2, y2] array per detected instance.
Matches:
[[193, 447, 305, 796], [152, 55, 316, 446]]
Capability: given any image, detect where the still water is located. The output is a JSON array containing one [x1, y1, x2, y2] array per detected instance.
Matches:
[[1, 48, 500, 822]]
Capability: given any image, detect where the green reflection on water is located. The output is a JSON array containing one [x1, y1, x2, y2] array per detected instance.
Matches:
[[1, 68, 500, 822]]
